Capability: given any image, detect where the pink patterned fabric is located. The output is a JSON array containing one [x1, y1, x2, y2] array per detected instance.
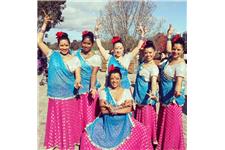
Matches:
[[44, 98, 82, 150], [134, 105, 158, 145], [77, 93, 100, 130], [80, 118, 154, 150], [157, 103, 185, 150]]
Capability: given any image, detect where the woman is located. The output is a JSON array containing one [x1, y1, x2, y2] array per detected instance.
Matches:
[[156, 26, 186, 150], [133, 40, 159, 146], [94, 21, 146, 89], [80, 67, 153, 150], [38, 15, 82, 150], [70, 30, 102, 133]]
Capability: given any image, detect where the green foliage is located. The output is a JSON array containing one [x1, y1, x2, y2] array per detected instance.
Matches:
[[37, 0, 66, 32]]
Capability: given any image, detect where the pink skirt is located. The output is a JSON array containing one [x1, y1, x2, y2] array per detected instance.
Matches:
[[157, 103, 185, 150], [80, 118, 154, 150], [134, 104, 158, 145], [77, 93, 100, 131], [44, 98, 82, 150]]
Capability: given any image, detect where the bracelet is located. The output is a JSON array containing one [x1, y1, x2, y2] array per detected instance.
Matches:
[[40, 28, 45, 33], [95, 34, 100, 39], [140, 36, 146, 41], [167, 35, 172, 41]]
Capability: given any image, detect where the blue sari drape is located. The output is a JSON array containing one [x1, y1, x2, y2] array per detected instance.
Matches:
[[107, 56, 130, 89], [86, 87, 134, 149], [48, 51, 76, 98], [133, 63, 157, 105], [159, 60, 185, 106], [72, 48, 100, 94]]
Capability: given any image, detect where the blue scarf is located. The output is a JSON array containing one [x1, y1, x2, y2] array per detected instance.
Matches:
[[107, 56, 130, 89], [47, 51, 76, 98], [133, 63, 157, 105], [72, 48, 100, 94]]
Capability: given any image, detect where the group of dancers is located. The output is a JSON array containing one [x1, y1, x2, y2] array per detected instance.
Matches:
[[38, 14, 186, 150]]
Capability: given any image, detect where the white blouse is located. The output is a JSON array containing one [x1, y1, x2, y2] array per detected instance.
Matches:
[[99, 89, 133, 105], [108, 53, 132, 70], [139, 64, 159, 82], [164, 62, 186, 78], [85, 54, 102, 68], [73, 51, 102, 68], [47, 50, 81, 73]]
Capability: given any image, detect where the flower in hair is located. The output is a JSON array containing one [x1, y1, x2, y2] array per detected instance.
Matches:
[[172, 34, 181, 43], [82, 30, 89, 36], [108, 65, 115, 72], [141, 40, 147, 48], [111, 36, 121, 44], [56, 32, 64, 39]]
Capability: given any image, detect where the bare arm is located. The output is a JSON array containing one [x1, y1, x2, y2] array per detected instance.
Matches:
[[94, 20, 110, 60], [130, 24, 146, 59], [89, 66, 100, 98], [74, 67, 82, 89], [37, 15, 52, 56], [175, 76, 183, 97], [111, 100, 133, 115], [99, 99, 111, 114], [166, 24, 174, 53], [150, 76, 158, 95]]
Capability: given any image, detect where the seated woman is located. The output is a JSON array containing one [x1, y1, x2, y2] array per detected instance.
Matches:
[[80, 67, 153, 150]]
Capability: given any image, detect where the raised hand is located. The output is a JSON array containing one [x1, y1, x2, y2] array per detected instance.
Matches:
[[167, 24, 174, 36], [94, 19, 101, 32], [42, 9, 53, 25], [136, 23, 148, 36]]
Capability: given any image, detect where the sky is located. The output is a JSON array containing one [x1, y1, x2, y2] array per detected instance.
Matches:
[[43, 0, 186, 44]]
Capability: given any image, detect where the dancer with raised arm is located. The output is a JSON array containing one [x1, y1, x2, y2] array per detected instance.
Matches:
[[157, 25, 186, 150], [133, 40, 159, 146], [38, 14, 82, 150], [94, 21, 147, 89]]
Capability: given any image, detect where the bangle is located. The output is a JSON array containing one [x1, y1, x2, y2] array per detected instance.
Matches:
[[167, 35, 172, 41], [40, 28, 45, 33], [140, 36, 146, 41], [95, 34, 100, 39]]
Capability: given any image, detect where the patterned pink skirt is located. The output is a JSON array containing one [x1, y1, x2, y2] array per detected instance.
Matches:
[[77, 93, 100, 131], [44, 98, 82, 150], [134, 104, 158, 145], [80, 118, 154, 150], [157, 103, 185, 150]]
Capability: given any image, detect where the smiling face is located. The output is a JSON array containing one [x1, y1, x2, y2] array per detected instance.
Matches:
[[81, 37, 93, 53], [109, 72, 121, 89], [172, 43, 184, 59], [113, 42, 124, 58], [144, 47, 155, 62], [58, 39, 70, 55]]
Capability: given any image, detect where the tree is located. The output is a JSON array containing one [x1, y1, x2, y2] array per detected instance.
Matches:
[[98, 0, 163, 51], [37, 0, 66, 32]]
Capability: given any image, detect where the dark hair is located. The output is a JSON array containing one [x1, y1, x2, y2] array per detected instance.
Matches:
[[82, 31, 94, 43], [144, 40, 155, 50], [56, 32, 70, 45], [172, 35, 185, 48]]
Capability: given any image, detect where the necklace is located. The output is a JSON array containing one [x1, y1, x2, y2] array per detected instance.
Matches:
[[60, 51, 69, 56]]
